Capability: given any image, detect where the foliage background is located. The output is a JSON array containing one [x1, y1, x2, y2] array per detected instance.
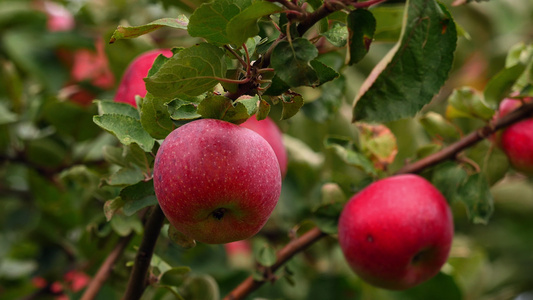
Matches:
[[0, 0, 532, 299]]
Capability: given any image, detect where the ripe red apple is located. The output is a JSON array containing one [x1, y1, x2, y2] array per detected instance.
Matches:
[[36, 0, 75, 32], [114, 49, 173, 107], [153, 119, 282, 244], [338, 174, 454, 290], [496, 97, 533, 175], [240, 117, 287, 177], [70, 37, 115, 91]]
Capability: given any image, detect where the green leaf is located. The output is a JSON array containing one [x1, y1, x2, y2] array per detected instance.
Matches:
[[0, 103, 17, 124], [347, 9, 376, 65], [313, 202, 344, 234], [456, 173, 494, 225], [188, 0, 252, 45], [197, 94, 258, 124], [120, 180, 158, 216], [399, 272, 462, 300], [226, 1, 283, 45], [93, 114, 155, 152], [419, 111, 461, 140], [160, 266, 192, 286], [145, 43, 226, 98], [109, 17, 189, 43], [104, 197, 125, 221], [281, 93, 304, 120], [167, 99, 202, 121], [446, 87, 494, 120], [140, 93, 174, 139], [180, 275, 220, 300], [431, 162, 468, 202], [324, 135, 377, 176], [322, 23, 348, 47], [309, 59, 339, 86], [107, 166, 145, 186], [95, 100, 140, 119], [110, 214, 143, 236], [352, 0, 457, 122], [302, 76, 346, 122], [271, 38, 319, 87], [256, 99, 271, 121], [372, 4, 404, 42], [256, 244, 277, 267], [168, 225, 197, 249], [483, 64, 527, 109]]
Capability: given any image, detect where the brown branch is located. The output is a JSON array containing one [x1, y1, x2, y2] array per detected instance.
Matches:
[[396, 102, 533, 174], [123, 205, 166, 300], [81, 233, 135, 300], [223, 102, 533, 300], [223, 227, 327, 300]]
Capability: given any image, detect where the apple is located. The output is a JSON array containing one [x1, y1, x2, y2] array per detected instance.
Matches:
[[114, 49, 173, 107], [338, 174, 454, 290], [70, 37, 115, 91], [240, 117, 288, 177], [36, 0, 75, 32], [496, 97, 533, 175], [153, 118, 282, 244]]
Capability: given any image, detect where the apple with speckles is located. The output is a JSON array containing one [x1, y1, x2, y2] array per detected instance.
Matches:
[[495, 97, 533, 175], [114, 49, 173, 107], [338, 174, 454, 290], [240, 117, 287, 177], [153, 118, 282, 244]]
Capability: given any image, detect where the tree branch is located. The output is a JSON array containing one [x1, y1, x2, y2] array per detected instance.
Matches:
[[396, 102, 533, 174], [223, 101, 533, 300], [81, 233, 134, 300], [123, 205, 166, 300], [223, 227, 327, 300]]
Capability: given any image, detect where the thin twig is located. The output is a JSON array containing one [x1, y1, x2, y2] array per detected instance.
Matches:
[[396, 102, 533, 174], [223, 228, 327, 300], [81, 233, 135, 300]]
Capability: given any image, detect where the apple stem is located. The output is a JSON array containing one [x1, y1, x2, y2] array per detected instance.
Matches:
[[80, 233, 135, 300]]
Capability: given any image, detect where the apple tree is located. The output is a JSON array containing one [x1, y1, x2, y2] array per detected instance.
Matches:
[[1, 0, 533, 299]]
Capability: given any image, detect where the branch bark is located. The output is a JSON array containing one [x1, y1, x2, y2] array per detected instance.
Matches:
[[223, 227, 327, 300], [396, 102, 533, 174], [81, 233, 134, 300], [123, 205, 166, 300], [223, 101, 533, 300]]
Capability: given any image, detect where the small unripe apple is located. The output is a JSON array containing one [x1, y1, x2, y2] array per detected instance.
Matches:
[[338, 174, 453, 290], [114, 49, 173, 107], [153, 119, 282, 244], [240, 117, 287, 177], [496, 97, 533, 175]]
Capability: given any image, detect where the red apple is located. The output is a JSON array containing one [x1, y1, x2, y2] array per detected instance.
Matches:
[[338, 174, 454, 290], [114, 49, 173, 107], [496, 97, 533, 175], [70, 37, 115, 91], [36, 0, 75, 32], [240, 117, 287, 177], [153, 119, 282, 244]]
